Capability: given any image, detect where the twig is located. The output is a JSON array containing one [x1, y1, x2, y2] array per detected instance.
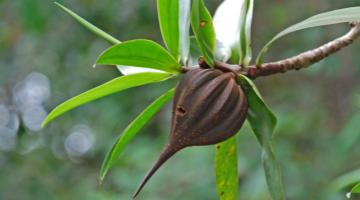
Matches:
[[243, 22, 360, 79], [185, 23, 360, 78]]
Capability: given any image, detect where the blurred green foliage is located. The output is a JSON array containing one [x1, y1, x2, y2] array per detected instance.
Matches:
[[1, 0, 360, 199]]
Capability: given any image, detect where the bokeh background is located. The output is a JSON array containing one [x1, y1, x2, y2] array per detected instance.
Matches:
[[1, 0, 360, 199]]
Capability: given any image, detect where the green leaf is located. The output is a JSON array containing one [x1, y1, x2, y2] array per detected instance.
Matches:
[[99, 88, 175, 182], [191, 0, 215, 66], [215, 137, 239, 200], [96, 39, 180, 74], [256, 7, 360, 65], [54, 2, 162, 75], [237, 74, 285, 200], [179, 0, 191, 65], [54, 2, 120, 45], [157, 0, 180, 60], [157, 0, 191, 64], [54, 2, 156, 75], [346, 182, 360, 199], [352, 183, 360, 193], [42, 72, 173, 127], [261, 145, 284, 200], [238, 0, 254, 66], [238, 75, 276, 144], [188, 36, 201, 66]]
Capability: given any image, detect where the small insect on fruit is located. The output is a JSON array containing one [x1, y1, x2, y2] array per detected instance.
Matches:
[[133, 67, 248, 197]]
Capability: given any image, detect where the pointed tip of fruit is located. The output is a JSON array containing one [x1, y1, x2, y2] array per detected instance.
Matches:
[[132, 145, 178, 197]]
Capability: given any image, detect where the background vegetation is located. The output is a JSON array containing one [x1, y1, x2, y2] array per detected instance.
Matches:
[[1, 0, 360, 199]]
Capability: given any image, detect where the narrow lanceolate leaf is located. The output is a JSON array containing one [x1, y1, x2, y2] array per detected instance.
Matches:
[[54, 2, 154, 75], [191, 0, 215, 66], [237, 74, 285, 200], [238, 0, 254, 66], [100, 88, 175, 182], [215, 137, 239, 200], [256, 6, 360, 65], [261, 145, 284, 200], [179, 0, 191, 65], [157, 0, 191, 64], [237, 75, 276, 144], [213, 0, 254, 66], [42, 72, 173, 127], [188, 36, 201, 67], [96, 39, 180, 74], [54, 2, 120, 45], [157, 0, 180, 60]]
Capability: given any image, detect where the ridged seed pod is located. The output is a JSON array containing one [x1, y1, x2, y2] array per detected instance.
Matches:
[[133, 68, 248, 197]]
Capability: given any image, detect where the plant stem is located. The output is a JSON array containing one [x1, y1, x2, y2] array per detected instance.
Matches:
[[185, 22, 360, 80], [243, 22, 360, 79]]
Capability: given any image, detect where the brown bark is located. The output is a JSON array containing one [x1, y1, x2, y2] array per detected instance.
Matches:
[[241, 22, 360, 79]]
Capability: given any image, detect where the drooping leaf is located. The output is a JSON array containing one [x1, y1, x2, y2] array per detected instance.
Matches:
[[213, 0, 254, 66], [157, 0, 180, 60], [99, 88, 175, 182], [256, 7, 360, 65], [238, 75, 276, 143], [179, 0, 191, 65], [96, 39, 180, 74], [54, 2, 120, 45], [215, 137, 239, 200], [237, 74, 285, 200], [261, 145, 284, 200], [191, 0, 215, 66], [42, 72, 173, 127]]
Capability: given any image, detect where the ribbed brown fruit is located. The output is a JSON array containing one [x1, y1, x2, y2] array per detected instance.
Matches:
[[133, 68, 248, 198]]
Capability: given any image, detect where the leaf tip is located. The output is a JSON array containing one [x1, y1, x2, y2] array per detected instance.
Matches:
[[53, 1, 63, 8], [99, 169, 108, 184], [99, 160, 110, 182], [41, 119, 49, 128], [98, 176, 105, 185]]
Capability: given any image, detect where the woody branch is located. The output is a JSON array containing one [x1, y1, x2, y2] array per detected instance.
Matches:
[[241, 22, 360, 79]]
